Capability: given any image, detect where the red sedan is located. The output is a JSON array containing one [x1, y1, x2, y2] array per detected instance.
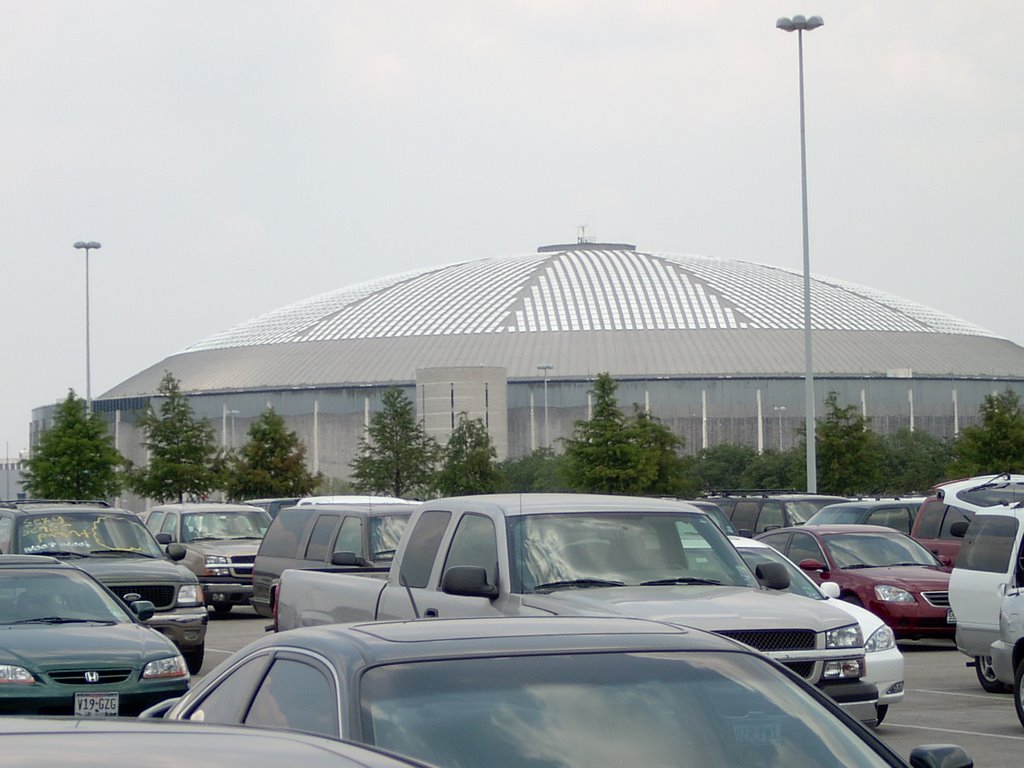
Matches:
[[755, 524, 954, 640]]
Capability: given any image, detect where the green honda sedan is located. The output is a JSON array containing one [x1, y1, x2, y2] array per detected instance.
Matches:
[[0, 555, 190, 716]]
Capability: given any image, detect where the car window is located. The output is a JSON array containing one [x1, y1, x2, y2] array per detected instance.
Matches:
[[188, 655, 271, 724], [244, 656, 339, 738], [160, 512, 178, 539], [369, 515, 410, 562], [866, 506, 912, 535], [730, 501, 759, 532], [399, 510, 452, 588], [334, 516, 364, 557], [756, 532, 790, 554], [305, 514, 339, 561], [0, 515, 12, 553], [443, 513, 498, 586], [914, 501, 945, 539], [145, 511, 165, 533], [259, 508, 310, 558], [958, 515, 1020, 574], [755, 502, 785, 533], [787, 532, 826, 565], [939, 505, 973, 539]]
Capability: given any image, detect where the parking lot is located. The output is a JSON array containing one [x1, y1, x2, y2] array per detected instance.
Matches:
[[202, 608, 1024, 768]]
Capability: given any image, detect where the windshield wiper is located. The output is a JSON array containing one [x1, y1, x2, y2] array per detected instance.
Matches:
[[534, 578, 625, 592], [89, 549, 155, 558], [186, 536, 223, 542], [373, 549, 397, 559], [640, 577, 723, 586], [8, 617, 115, 625], [25, 550, 86, 558], [842, 564, 878, 569], [226, 536, 262, 540]]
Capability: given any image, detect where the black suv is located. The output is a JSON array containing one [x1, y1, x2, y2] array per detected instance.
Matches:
[[704, 492, 849, 536], [0, 500, 208, 673]]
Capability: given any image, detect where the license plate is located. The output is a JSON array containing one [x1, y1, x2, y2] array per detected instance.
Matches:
[[75, 691, 119, 717], [947, 608, 957, 624]]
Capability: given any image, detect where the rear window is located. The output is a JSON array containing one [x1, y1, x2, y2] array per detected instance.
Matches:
[[957, 515, 1020, 574], [258, 508, 311, 558]]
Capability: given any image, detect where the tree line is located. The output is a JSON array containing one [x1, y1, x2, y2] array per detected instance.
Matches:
[[19, 371, 1024, 504]]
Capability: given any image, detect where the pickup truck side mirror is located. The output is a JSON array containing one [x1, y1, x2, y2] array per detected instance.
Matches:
[[165, 543, 187, 561], [130, 600, 156, 622], [755, 562, 790, 590], [155, 532, 173, 545], [949, 521, 970, 538], [907, 744, 972, 768], [331, 551, 370, 567], [441, 566, 499, 599]]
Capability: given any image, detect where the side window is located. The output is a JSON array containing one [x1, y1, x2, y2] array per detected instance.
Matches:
[[334, 516, 364, 557], [304, 515, 339, 562], [188, 654, 270, 724], [788, 533, 826, 565], [159, 513, 178, 540], [731, 502, 758, 532], [940, 506, 973, 539], [399, 511, 452, 588], [756, 502, 785, 533], [259, 509, 310, 558], [145, 511, 165, 533], [443, 514, 499, 586], [0, 515, 12, 553], [958, 515, 1019, 574], [757, 532, 790, 555], [867, 506, 912, 535], [244, 656, 339, 738], [914, 502, 945, 539]]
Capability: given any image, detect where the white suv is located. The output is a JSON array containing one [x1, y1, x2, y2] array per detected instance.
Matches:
[[946, 484, 1024, 692]]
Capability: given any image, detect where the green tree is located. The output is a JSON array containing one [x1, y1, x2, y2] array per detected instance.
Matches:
[[498, 448, 568, 492], [693, 443, 761, 492], [816, 391, 884, 495], [350, 388, 439, 498], [128, 372, 221, 503], [950, 388, 1024, 476], [630, 407, 696, 496], [21, 390, 124, 500], [223, 408, 323, 501], [561, 373, 685, 495], [434, 414, 503, 496], [739, 448, 805, 491], [877, 429, 954, 494]]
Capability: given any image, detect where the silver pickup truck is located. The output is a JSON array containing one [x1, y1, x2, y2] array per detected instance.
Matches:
[[275, 493, 878, 722]]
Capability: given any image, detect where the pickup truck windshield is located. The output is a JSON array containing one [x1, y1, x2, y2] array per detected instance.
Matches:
[[507, 512, 758, 593], [360, 651, 891, 768]]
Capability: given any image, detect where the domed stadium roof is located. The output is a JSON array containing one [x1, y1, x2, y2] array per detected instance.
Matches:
[[104, 245, 1024, 398]]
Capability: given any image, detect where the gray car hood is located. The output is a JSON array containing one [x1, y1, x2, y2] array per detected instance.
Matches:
[[521, 585, 855, 632]]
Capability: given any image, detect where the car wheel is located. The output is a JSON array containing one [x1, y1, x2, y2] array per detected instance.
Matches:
[[842, 594, 863, 607], [874, 704, 888, 726], [975, 655, 1012, 693], [213, 603, 233, 615], [1014, 659, 1024, 727], [183, 645, 205, 675]]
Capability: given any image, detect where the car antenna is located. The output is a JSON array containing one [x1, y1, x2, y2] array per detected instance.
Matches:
[[398, 569, 421, 619]]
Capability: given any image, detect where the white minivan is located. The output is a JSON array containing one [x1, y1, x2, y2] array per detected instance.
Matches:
[[947, 505, 1024, 692]]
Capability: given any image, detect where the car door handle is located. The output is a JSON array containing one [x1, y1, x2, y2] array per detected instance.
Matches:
[[424, 608, 438, 618]]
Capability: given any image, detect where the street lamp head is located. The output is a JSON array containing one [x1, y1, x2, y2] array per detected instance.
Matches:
[[74, 241, 101, 250], [537, 363, 554, 373], [776, 15, 823, 32]]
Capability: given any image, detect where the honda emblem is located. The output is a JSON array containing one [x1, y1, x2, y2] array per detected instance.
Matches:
[[84, 671, 100, 684]]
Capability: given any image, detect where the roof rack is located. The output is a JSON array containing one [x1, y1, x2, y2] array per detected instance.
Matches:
[[0, 499, 112, 509]]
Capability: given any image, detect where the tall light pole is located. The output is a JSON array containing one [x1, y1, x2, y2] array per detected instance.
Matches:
[[537, 363, 554, 449], [773, 405, 787, 452], [776, 14, 822, 493], [73, 241, 102, 413]]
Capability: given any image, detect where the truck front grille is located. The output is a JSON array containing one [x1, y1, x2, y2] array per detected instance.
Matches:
[[108, 584, 176, 610], [715, 629, 817, 652]]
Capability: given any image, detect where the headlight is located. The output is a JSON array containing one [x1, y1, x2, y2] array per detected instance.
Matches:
[[0, 665, 35, 684], [143, 655, 189, 679], [177, 584, 202, 606], [204, 555, 230, 577], [826, 623, 863, 649], [874, 585, 915, 603], [823, 658, 865, 679], [864, 624, 896, 653]]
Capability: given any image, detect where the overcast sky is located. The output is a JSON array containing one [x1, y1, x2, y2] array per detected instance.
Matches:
[[3, 1, 1022, 456]]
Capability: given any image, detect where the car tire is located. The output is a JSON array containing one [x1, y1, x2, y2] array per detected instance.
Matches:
[[975, 655, 1012, 693], [1014, 659, 1024, 727], [874, 704, 888, 726], [183, 645, 205, 675]]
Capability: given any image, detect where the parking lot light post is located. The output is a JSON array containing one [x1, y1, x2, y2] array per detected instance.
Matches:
[[73, 241, 101, 413], [537, 363, 554, 449], [776, 14, 822, 493], [773, 405, 787, 451]]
